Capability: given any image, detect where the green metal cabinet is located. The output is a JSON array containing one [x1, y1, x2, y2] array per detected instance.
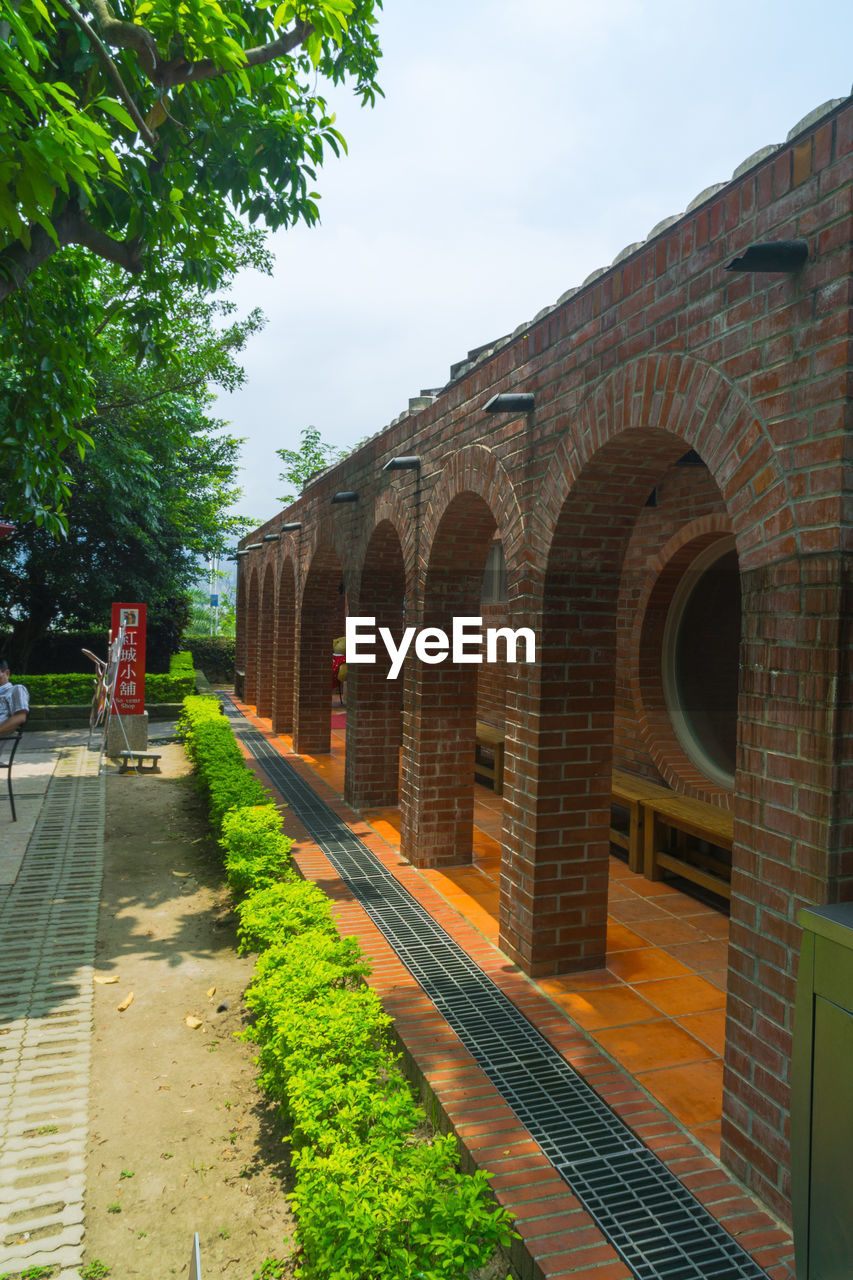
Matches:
[[792, 903, 853, 1279]]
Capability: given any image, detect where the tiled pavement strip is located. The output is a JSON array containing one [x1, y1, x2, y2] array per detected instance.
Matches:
[[0, 741, 102, 1278], [227, 695, 797, 1280]]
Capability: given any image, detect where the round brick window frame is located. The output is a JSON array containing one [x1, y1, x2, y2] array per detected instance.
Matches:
[[628, 514, 737, 805]]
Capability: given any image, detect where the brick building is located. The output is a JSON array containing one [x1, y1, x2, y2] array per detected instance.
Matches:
[[235, 93, 853, 1225]]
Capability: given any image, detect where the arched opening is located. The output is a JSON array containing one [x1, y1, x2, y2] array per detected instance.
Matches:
[[503, 430, 701, 975]]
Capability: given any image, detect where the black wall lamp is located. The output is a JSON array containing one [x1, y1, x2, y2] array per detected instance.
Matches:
[[280, 521, 302, 533], [725, 240, 808, 273], [244, 542, 263, 551], [484, 392, 535, 414], [262, 532, 279, 542], [383, 456, 421, 472], [332, 491, 359, 504], [234, 548, 250, 558]]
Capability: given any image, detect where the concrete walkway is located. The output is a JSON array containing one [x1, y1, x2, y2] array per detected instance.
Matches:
[[0, 723, 178, 1278]]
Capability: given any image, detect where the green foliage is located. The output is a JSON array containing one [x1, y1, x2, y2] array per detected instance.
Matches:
[[170, 651, 195, 676], [254, 1262, 287, 1280], [221, 803, 293, 897], [1, 0, 382, 525], [180, 693, 517, 1280], [277, 425, 348, 505], [182, 635, 236, 682], [1, 1, 383, 289], [22, 670, 194, 704], [80, 1263, 111, 1280], [236, 877, 334, 952], [0, 263, 255, 649], [179, 695, 270, 832]]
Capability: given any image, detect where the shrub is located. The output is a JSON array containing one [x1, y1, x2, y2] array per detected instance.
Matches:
[[221, 805, 293, 898], [23, 667, 194, 705], [236, 878, 334, 953], [170, 650, 195, 676], [179, 696, 270, 833], [185, 635, 236, 683]]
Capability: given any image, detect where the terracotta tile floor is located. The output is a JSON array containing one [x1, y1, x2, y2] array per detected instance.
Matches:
[[281, 706, 730, 1159]]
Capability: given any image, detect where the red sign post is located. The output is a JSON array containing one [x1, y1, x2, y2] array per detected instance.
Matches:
[[110, 602, 147, 716]]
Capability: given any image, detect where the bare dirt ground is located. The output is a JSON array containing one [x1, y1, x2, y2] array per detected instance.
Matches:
[[83, 743, 296, 1279]]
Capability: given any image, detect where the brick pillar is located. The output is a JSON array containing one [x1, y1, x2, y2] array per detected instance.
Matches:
[[722, 552, 853, 1221], [345, 646, 404, 809], [499, 568, 619, 976], [293, 549, 340, 754], [272, 561, 296, 736], [345, 522, 406, 809], [257, 566, 275, 719]]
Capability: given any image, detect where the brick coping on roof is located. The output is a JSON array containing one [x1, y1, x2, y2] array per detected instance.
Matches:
[[231, 697, 796, 1280]]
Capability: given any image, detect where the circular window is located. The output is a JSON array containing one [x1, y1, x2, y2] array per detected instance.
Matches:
[[661, 539, 740, 789]]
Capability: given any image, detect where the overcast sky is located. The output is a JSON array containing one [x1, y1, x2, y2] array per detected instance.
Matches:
[[213, 0, 853, 528]]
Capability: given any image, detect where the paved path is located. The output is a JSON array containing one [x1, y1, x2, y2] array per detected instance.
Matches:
[[0, 724, 178, 1278]]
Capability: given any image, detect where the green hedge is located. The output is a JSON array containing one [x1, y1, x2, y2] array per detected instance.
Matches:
[[22, 669, 195, 705], [184, 635, 235, 683], [170, 650, 195, 676], [178, 695, 515, 1280]]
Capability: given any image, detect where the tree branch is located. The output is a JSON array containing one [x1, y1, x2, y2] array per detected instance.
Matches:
[[84, 0, 313, 92], [158, 19, 313, 88], [55, 0, 158, 146], [87, 0, 161, 79], [0, 204, 143, 303]]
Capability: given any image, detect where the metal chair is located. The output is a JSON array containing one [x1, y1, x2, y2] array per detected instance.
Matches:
[[1, 726, 25, 822]]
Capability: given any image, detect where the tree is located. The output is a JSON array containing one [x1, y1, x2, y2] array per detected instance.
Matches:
[[0, 0, 383, 300], [1, 0, 382, 529], [277, 424, 347, 504], [0, 276, 256, 667], [1, 235, 267, 534]]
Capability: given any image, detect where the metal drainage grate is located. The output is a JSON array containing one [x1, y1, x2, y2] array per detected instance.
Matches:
[[224, 700, 769, 1280]]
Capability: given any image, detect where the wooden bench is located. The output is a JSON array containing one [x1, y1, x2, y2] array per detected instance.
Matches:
[[610, 769, 673, 872], [119, 749, 162, 774], [642, 790, 734, 900], [474, 722, 505, 794]]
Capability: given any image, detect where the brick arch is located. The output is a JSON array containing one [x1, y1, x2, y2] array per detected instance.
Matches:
[[361, 491, 417, 599], [272, 554, 298, 735], [243, 565, 261, 707], [420, 444, 525, 603], [257, 562, 277, 718], [345, 518, 408, 809], [535, 352, 795, 573], [299, 520, 358, 610], [293, 538, 345, 754], [400, 448, 525, 870], [628, 514, 736, 804]]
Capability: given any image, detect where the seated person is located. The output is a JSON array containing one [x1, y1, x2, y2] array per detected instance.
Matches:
[[0, 658, 29, 739]]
